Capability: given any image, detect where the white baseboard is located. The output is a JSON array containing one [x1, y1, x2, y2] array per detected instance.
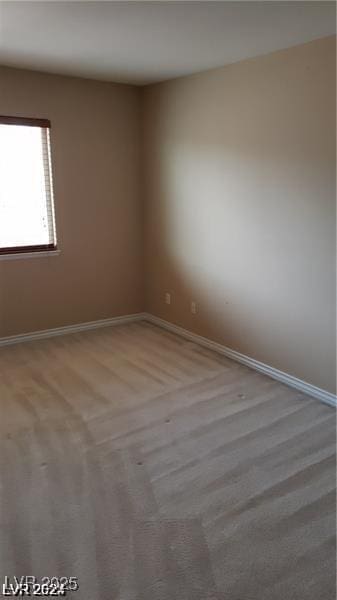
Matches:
[[144, 313, 337, 408], [1, 310, 335, 408], [0, 312, 146, 348]]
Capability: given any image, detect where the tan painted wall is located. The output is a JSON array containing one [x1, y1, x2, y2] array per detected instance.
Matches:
[[142, 36, 336, 393], [0, 66, 143, 336]]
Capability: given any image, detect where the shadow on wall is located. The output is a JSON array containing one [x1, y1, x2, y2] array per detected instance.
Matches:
[[144, 135, 336, 394]]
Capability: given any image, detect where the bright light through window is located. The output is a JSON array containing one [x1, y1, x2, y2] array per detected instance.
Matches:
[[0, 117, 57, 254]]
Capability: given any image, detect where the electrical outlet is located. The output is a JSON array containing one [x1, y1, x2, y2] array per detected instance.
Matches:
[[191, 301, 197, 314], [165, 292, 171, 305]]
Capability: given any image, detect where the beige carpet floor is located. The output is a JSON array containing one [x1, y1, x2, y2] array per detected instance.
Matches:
[[0, 321, 335, 599]]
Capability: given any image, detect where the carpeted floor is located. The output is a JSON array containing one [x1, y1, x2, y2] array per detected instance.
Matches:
[[0, 321, 335, 599]]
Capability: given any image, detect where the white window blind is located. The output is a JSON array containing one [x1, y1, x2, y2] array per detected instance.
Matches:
[[0, 116, 57, 254]]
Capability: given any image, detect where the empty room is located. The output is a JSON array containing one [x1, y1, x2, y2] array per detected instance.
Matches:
[[0, 1, 335, 599]]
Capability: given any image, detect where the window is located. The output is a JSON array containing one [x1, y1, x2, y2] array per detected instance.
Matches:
[[0, 115, 57, 255]]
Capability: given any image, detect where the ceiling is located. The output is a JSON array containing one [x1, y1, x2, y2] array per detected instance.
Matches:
[[0, 1, 335, 85]]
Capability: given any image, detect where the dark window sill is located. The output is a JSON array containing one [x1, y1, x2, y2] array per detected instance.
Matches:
[[0, 248, 60, 261]]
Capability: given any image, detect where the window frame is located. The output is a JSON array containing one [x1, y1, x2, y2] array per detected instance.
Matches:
[[0, 114, 58, 257]]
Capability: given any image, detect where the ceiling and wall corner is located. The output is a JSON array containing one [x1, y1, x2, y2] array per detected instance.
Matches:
[[0, 1, 335, 85]]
